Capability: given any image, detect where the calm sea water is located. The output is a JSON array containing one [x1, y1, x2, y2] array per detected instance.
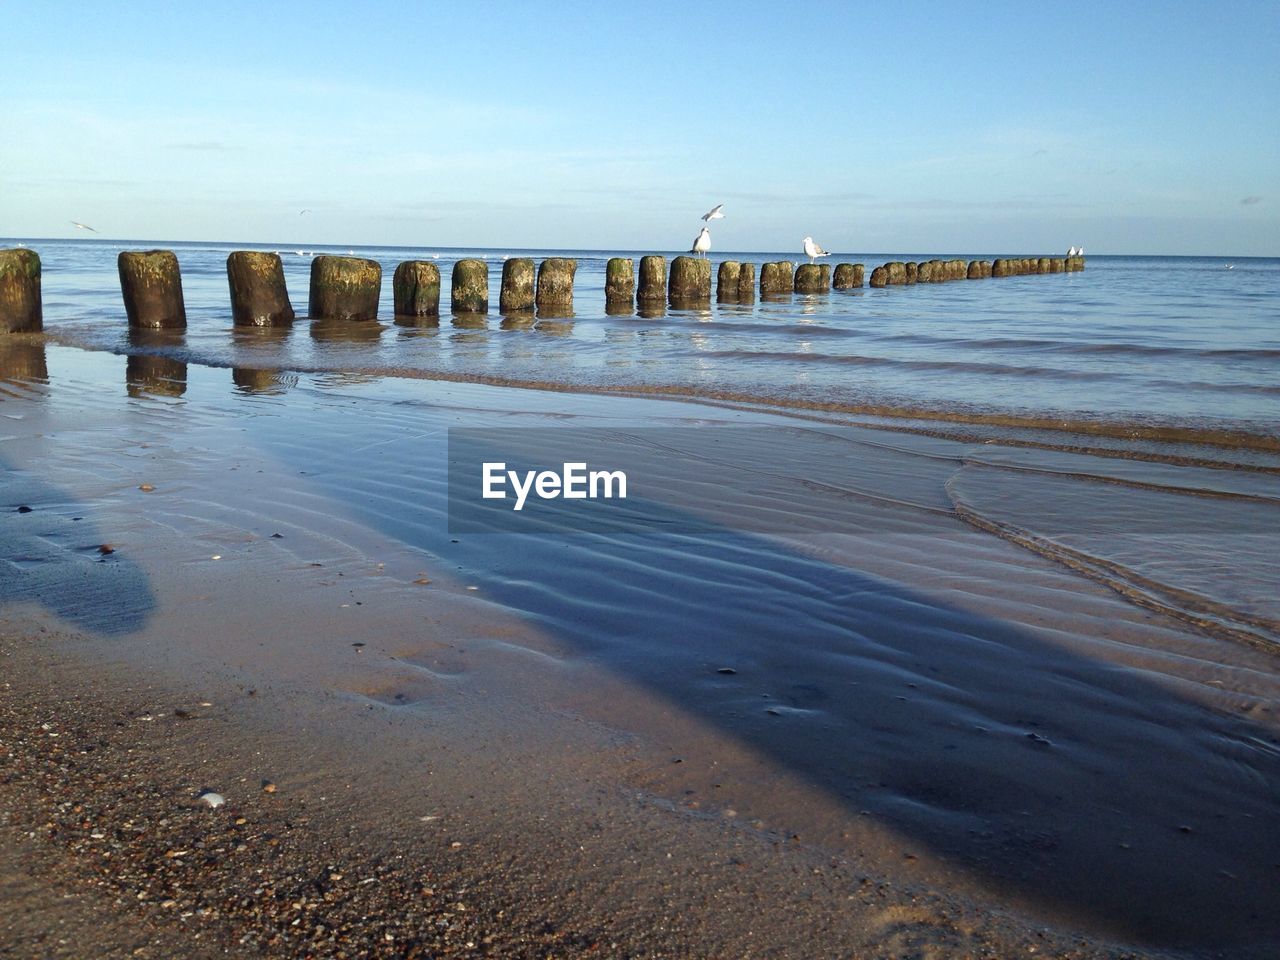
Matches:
[[8, 238, 1280, 445]]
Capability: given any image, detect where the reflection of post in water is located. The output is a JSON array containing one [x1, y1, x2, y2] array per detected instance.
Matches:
[[309, 318, 385, 343], [534, 318, 574, 336], [232, 367, 295, 395], [450, 313, 488, 331], [0, 336, 49, 394], [499, 311, 535, 331], [126, 329, 187, 398]]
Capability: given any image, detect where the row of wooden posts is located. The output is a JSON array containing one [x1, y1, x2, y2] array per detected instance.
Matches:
[[0, 247, 1084, 332]]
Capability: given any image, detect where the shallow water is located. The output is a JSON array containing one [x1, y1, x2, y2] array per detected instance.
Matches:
[[16, 238, 1280, 446], [3, 240, 1280, 953]]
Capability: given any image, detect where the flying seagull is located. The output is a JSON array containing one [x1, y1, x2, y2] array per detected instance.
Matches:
[[701, 204, 724, 222], [802, 236, 830, 263], [300, 208, 311, 216], [691, 226, 711, 258], [70, 220, 98, 233]]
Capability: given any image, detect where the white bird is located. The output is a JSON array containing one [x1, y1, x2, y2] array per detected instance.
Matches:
[[691, 227, 711, 258], [70, 220, 98, 233], [802, 236, 829, 263], [1067, 246, 1078, 256], [701, 204, 724, 222], [1079, 246, 1085, 256]]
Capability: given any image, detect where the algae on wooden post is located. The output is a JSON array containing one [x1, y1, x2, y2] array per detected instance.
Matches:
[[499, 258, 535, 313], [736, 262, 756, 300], [717, 261, 741, 301], [0, 248, 42, 333], [451, 259, 489, 313], [308, 255, 381, 321], [394, 261, 442, 317], [227, 251, 294, 326], [833, 263, 858, 289], [605, 258, 635, 309], [638, 255, 666, 305], [869, 266, 888, 288], [119, 250, 187, 328], [536, 258, 576, 312], [760, 261, 794, 295], [794, 263, 831, 293], [669, 256, 711, 304]]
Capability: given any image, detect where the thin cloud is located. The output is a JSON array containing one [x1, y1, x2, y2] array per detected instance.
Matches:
[[167, 141, 231, 151]]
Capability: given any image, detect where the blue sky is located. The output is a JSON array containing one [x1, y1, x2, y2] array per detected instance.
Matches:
[[3, 1, 1277, 254]]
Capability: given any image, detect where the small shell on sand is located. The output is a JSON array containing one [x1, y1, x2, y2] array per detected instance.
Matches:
[[198, 791, 225, 808]]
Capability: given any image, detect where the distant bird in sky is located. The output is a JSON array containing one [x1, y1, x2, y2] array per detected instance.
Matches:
[[691, 227, 711, 258], [802, 236, 829, 263], [70, 220, 97, 233], [701, 204, 724, 222], [300, 209, 311, 216]]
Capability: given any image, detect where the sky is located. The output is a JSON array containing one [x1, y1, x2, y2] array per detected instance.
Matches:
[[2, 1, 1277, 255]]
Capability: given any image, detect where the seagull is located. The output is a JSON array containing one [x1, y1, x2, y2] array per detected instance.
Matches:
[[1067, 246, 1077, 256], [299, 208, 311, 216], [70, 220, 98, 233], [701, 204, 724, 222], [802, 236, 830, 263], [691, 227, 711, 258]]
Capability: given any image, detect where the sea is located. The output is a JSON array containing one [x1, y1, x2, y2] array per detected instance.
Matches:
[[3, 238, 1280, 950]]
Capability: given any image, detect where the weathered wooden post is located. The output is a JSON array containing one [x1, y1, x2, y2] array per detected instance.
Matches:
[[309, 255, 380, 321], [917, 261, 934, 283], [833, 263, 863, 289], [967, 260, 982, 279], [992, 259, 1011, 278], [499, 258, 534, 313], [227, 251, 294, 326], [1037, 257, 1052, 274], [637, 255, 666, 307], [536, 258, 576, 312], [794, 263, 831, 293], [605, 258, 634, 311], [736, 262, 756, 300], [119, 250, 186, 328], [0, 249, 42, 333], [394, 261, 442, 317], [885, 261, 907, 285], [760, 261, 794, 295], [1050, 257, 1065, 273], [717, 261, 741, 301], [451, 259, 488, 313], [869, 266, 888, 288], [905, 261, 919, 284], [669, 256, 711, 304]]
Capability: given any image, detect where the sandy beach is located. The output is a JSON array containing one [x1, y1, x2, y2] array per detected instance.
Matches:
[[2, 340, 1277, 958]]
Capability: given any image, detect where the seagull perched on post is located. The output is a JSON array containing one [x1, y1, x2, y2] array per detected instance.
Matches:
[[691, 227, 711, 258], [802, 236, 829, 264], [701, 204, 724, 222], [70, 220, 98, 233]]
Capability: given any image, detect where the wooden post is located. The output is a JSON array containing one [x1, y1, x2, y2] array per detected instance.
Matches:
[[736, 262, 756, 300], [499, 258, 535, 313], [638, 255, 666, 306], [0, 248, 42, 333], [227, 251, 294, 326], [394, 261, 442, 317], [119, 250, 186, 328], [717, 261, 741, 301], [451, 259, 489, 313], [869, 266, 888, 288], [536, 258, 576, 312], [605, 258, 634, 310], [794, 263, 831, 293], [669, 256, 711, 304], [309, 255, 381, 321], [760, 261, 794, 295]]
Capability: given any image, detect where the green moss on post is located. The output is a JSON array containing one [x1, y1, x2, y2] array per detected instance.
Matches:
[[227, 251, 294, 327], [992, 259, 1011, 278], [869, 266, 888, 288], [309, 255, 381, 321], [1037, 257, 1052, 274], [884, 262, 907, 285], [638, 255, 666, 305], [394, 261, 442, 317], [794, 263, 831, 293], [833, 263, 861, 289], [760, 261, 794, 295], [451, 259, 489, 314], [0, 248, 42, 333], [736, 262, 756, 300], [499, 258, 535, 313], [605, 258, 634, 308], [669, 256, 711, 304], [536, 258, 576, 312], [905, 262, 918, 285], [717, 261, 741, 301], [119, 250, 186, 329]]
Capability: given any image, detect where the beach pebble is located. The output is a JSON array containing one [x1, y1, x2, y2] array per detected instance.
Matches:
[[262, 781, 277, 793], [197, 791, 225, 808], [16, 505, 32, 513], [138, 483, 155, 492], [97, 544, 115, 555]]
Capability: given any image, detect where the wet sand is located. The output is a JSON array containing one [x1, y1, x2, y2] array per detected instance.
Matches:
[[2, 344, 1278, 958]]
